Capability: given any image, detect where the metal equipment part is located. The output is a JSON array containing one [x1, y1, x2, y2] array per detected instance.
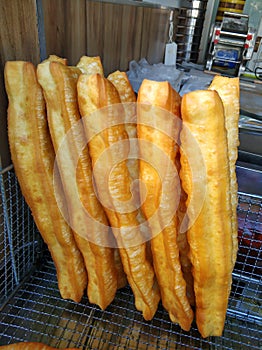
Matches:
[[175, 0, 208, 63], [238, 82, 262, 166], [206, 12, 256, 76]]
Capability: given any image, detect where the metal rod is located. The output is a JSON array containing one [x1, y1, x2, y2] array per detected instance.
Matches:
[[238, 191, 262, 200], [0, 172, 18, 286], [227, 308, 262, 326], [36, 0, 47, 62], [0, 164, 13, 175], [232, 271, 261, 284]]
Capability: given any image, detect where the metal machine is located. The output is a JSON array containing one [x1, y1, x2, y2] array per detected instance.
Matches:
[[206, 12, 256, 76]]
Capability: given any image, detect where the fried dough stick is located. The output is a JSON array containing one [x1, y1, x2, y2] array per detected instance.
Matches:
[[78, 59, 127, 290], [37, 60, 118, 310], [180, 90, 233, 337], [5, 61, 87, 302], [107, 71, 137, 183], [107, 70, 138, 289], [176, 157, 195, 307], [107, 71, 152, 271], [0, 342, 78, 350], [77, 55, 104, 76], [77, 73, 160, 321], [137, 79, 193, 331], [208, 76, 239, 266]]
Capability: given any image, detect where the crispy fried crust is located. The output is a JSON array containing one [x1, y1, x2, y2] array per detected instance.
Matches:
[[208, 76, 239, 266], [42, 54, 68, 65], [107, 70, 141, 207], [0, 342, 78, 350], [180, 90, 233, 337], [107, 70, 139, 289], [137, 79, 193, 331], [76, 63, 127, 290], [107, 71, 137, 179], [76, 56, 104, 76], [4, 61, 87, 302], [36, 61, 118, 310], [176, 179, 195, 307], [107, 70, 136, 103], [77, 73, 160, 320]]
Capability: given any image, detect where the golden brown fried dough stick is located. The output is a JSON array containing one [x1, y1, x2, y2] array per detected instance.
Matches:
[[77, 73, 160, 320], [107, 70, 136, 102], [4, 61, 87, 302], [180, 90, 233, 337], [107, 70, 152, 271], [103, 71, 133, 290], [107, 71, 137, 181], [37, 61, 118, 310], [208, 76, 239, 266], [107, 70, 140, 208], [137, 79, 193, 331], [76, 55, 104, 76], [78, 65, 127, 290], [176, 180, 195, 307], [43, 54, 68, 65], [0, 342, 78, 350]]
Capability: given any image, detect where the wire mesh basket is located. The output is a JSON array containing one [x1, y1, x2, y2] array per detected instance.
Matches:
[[0, 166, 42, 307], [0, 166, 261, 349]]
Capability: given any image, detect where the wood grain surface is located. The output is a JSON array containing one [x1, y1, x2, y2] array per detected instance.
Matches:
[[42, 0, 172, 75], [86, 1, 171, 74]]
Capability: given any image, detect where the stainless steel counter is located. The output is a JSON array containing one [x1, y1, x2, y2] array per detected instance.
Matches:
[[237, 163, 262, 197], [239, 81, 262, 166]]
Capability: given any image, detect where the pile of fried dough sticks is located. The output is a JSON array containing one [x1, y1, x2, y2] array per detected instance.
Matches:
[[4, 55, 239, 338]]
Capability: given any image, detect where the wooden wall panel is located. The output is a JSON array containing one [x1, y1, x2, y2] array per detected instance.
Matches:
[[41, 0, 67, 60], [140, 7, 170, 64], [42, 0, 87, 65], [65, 0, 87, 65], [0, 0, 40, 169], [42, 0, 171, 74], [119, 6, 143, 71], [85, 1, 104, 57], [86, 1, 171, 76], [103, 3, 125, 74], [0, 0, 40, 64]]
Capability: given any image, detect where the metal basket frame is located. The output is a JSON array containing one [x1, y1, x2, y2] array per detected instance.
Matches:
[[0, 166, 261, 349]]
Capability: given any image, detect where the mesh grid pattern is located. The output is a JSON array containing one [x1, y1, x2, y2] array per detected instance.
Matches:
[[0, 260, 261, 349], [0, 167, 41, 307], [0, 168, 261, 349]]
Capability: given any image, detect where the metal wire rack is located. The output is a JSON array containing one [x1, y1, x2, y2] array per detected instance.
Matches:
[[0, 167, 261, 349], [0, 166, 42, 307]]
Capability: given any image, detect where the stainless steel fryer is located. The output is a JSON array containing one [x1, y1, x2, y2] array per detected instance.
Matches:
[[0, 164, 261, 349]]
